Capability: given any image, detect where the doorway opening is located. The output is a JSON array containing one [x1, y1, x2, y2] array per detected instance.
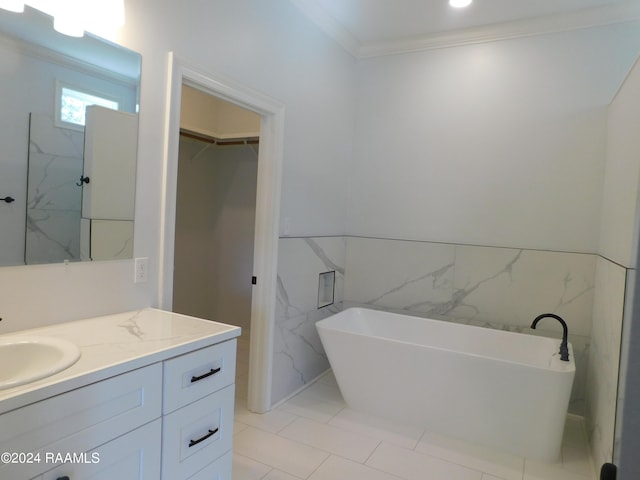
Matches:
[[160, 54, 284, 413], [173, 86, 260, 404]]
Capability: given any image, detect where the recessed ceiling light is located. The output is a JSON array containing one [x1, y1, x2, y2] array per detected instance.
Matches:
[[450, 0, 472, 8]]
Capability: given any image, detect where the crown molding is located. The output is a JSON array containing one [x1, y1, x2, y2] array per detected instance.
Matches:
[[290, 0, 640, 59]]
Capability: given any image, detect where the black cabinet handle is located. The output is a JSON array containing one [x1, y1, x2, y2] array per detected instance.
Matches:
[[188, 427, 219, 447], [1, 196, 14, 203], [56, 476, 70, 480], [190, 367, 221, 383]]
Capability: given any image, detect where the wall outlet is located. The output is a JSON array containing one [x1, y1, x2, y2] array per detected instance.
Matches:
[[134, 257, 148, 283]]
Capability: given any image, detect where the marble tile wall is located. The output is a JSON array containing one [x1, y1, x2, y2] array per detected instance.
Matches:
[[343, 237, 596, 414], [25, 113, 84, 264], [274, 236, 599, 412], [275, 235, 624, 464], [588, 257, 626, 469], [273, 236, 346, 405]]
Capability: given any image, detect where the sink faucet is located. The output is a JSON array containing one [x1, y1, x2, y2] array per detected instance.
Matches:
[[531, 313, 570, 362]]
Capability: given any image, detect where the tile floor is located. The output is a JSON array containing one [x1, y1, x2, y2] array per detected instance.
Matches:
[[232, 333, 597, 480]]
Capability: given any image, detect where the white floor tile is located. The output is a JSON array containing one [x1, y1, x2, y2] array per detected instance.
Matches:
[[233, 371, 596, 480], [235, 397, 298, 433], [279, 417, 381, 463], [263, 469, 305, 480], [316, 370, 339, 388], [524, 458, 594, 480], [234, 421, 249, 435], [297, 379, 345, 404], [415, 430, 524, 480], [561, 416, 584, 447], [308, 455, 404, 480], [328, 407, 424, 450], [562, 416, 596, 479], [366, 442, 483, 480], [279, 381, 346, 423], [234, 426, 329, 479], [279, 394, 344, 423], [232, 453, 271, 480], [562, 446, 596, 478]]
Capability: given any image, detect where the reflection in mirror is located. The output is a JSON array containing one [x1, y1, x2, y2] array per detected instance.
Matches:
[[0, 6, 141, 266]]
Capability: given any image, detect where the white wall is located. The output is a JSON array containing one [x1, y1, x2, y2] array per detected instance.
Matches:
[[601, 56, 640, 268], [602, 53, 640, 475], [348, 23, 640, 253], [0, 0, 355, 333], [589, 257, 626, 469]]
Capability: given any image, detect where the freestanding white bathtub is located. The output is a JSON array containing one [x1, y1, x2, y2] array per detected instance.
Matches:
[[316, 307, 575, 462]]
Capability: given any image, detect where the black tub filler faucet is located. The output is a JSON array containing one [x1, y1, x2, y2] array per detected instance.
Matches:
[[531, 313, 570, 362]]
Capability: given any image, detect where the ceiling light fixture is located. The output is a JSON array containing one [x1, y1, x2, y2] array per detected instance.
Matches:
[[450, 0, 472, 8], [53, 0, 85, 37], [0, 0, 125, 38], [0, 0, 24, 12]]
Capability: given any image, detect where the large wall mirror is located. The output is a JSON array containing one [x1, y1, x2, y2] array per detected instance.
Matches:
[[0, 6, 141, 267]]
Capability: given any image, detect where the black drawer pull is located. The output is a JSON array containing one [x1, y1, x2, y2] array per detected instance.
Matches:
[[191, 367, 221, 383], [188, 427, 219, 447], [56, 476, 70, 480]]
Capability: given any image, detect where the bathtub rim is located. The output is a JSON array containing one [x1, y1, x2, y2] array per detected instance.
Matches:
[[316, 307, 576, 373]]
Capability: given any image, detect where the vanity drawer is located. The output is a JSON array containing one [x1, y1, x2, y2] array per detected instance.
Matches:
[[0, 363, 162, 480], [161, 384, 235, 480], [186, 450, 232, 480], [41, 419, 161, 480], [163, 339, 236, 413]]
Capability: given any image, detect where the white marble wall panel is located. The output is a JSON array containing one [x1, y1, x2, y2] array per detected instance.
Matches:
[[342, 237, 596, 414], [25, 113, 84, 264], [88, 219, 134, 261], [26, 153, 83, 211], [451, 246, 596, 336], [588, 257, 626, 469], [273, 236, 346, 404], [344, 238, 595, 329], [25, 210, 81, 264], [344, 237, 455, 312]]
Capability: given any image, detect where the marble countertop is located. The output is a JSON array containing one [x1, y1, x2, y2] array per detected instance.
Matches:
[[0, 308, 241, 415]]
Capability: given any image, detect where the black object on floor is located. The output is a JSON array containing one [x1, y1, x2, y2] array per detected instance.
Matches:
[[600, 463, 617, 480]]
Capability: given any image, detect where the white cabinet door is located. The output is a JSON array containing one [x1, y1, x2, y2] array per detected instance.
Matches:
[[0, 364, 162, 480], [81, 105, 137, 220], [41, 420, 161, 480]]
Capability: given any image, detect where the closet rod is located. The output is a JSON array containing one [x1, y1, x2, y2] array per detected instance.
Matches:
[[180, 129, 259, 145]]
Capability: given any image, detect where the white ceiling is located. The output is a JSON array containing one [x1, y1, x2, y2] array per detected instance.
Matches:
[[289, 0, 640, 57]]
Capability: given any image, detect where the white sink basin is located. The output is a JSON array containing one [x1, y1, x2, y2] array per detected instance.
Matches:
[[0, 336, 81, 390]]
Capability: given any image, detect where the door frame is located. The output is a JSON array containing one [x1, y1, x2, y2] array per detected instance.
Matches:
[[159, 52, 284, 413]]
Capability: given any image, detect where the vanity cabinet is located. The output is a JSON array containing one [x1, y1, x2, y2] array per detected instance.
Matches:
[[161, 340, 237, 479], [0, 336, 237, 480]]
